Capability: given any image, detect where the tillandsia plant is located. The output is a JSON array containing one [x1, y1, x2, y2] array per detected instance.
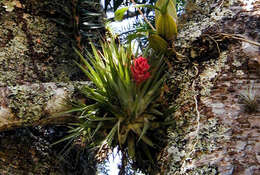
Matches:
[[59, 39, 174, 172], [115, 0, 178, 54], [149, 0, 178, 53], [239, 83, 259, 113]]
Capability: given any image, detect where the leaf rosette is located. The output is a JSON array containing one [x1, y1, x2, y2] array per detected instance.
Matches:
[[57, 39, 174, 170]]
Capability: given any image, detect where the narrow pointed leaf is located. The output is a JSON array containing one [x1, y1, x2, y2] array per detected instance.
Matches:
[[114, 7, 129, 21], [137, 121, 149, 143]]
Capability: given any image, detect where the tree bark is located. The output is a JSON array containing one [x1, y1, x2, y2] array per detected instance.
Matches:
[[0, 0, 103, 131], [165, 0, 260, 174], [0, 81, 89, 131], [0, 0, 102, 174]]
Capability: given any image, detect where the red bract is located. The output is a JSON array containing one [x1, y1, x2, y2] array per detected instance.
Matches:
[[131, 56, 151, 84]]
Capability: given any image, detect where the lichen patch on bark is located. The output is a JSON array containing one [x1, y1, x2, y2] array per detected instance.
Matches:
[[0, 0, 84, 87], [166, 0, 260, 174]]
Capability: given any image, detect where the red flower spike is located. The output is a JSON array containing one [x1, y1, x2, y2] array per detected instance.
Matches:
[[131, 56, 151, 84]]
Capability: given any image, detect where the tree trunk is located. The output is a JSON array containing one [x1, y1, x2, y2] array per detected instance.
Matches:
[[0, 0, 103, 174], [0, 0, 87, 131], [165, 0, 260, 174], [0, 0, 106, 131]]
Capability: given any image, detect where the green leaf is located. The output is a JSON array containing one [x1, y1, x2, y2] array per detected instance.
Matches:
[[104, 121, 119, 146], [155, 0, 177, 20], [130, 125, 155, 147], [118, 127, 130, 146], [67, 127, 83, 134], [137, 121, 149, 143], [92, 121, 103, 138], [126, 33, 147, 44], [80, 86, 106, 103], [140, 135, 155, 148], [114, 7, 129, 21], [173, 0, 177, 6], [88, 117, 116, 121], [51, 131, 81, 146], [164, 105, 178, 117], [149, 108, 163, 116]]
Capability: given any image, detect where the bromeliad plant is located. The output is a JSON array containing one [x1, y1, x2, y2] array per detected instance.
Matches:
[[149, 0, 178, 53], [63, 39, 171, 170], [239, 83, 259, 113], [115, 0, 178, 54]]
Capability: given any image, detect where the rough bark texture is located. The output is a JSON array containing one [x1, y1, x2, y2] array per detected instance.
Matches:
[[0, 81, 89, 131], [165, 0, 260, 174], [0, 0, 101, 174], [0, 0, 88, 131], [0, 0, 105, 131]]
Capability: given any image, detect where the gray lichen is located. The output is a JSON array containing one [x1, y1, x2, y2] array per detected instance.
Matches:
[[7, 83, 54, 122], [0, 1, 81, 87], [165, 0, 252, 174], [0, 81, 90, 130]]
